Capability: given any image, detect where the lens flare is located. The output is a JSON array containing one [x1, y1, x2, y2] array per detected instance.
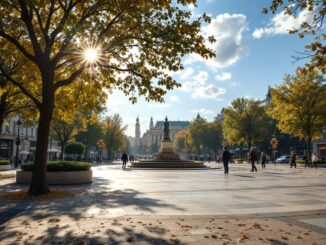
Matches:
[[83, 47, 99, 63]]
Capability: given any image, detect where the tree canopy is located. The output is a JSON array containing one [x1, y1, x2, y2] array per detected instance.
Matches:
[[103, 114, 127, 159], [267, 68, 326, 159], [0, 0, 214, 194], [223, 98, 270, 149]]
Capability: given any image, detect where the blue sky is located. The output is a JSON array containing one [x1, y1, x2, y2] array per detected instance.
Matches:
[[105, 0, 311, 137]]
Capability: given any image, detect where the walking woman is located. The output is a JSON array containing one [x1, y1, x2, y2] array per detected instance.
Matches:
[[311, 152, 318, 168], [260, 152, 267, 169], [290, 151, 296, 168], [249, 147, 257, 172]]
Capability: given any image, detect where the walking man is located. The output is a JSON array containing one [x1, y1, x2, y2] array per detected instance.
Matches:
[[290, 151, 296, 168], [311, 152, 318, 168], [249, 147, 258, 172], [260, 152, 267, 169], [222, 146, 231, 174], [121, 151, 128, 169]]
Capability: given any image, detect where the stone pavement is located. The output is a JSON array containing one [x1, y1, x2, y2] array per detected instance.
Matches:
[[0, 162, 325, 244]]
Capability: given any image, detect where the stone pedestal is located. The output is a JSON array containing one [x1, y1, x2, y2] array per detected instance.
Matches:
[[154, 140, 180, 161]]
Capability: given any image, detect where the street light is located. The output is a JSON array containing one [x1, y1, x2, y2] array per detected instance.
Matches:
[[270, 137, 279, 163], [96, 139, 105, 164], [15, 117, 22, 168]]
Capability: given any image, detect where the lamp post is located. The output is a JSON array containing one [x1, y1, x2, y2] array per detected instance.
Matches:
[[96, 139, 105, 164], [15, 117, 22, 168], [270, 137, 279, 163]]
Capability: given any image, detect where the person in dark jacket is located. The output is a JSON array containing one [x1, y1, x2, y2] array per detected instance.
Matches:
[[121, 152, 128, 169], [249, 147, 257, 172], [260, 152, 267, 169], [303, 155, 309, 168], [222, 146, 231, 174], [290, 151, 296, 168]]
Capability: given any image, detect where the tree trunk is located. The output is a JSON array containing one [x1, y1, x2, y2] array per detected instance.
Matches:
[[0, 94, 9, 135], [28, 104, 53, 195], [60, 144, 65, 160], [28, 67, 55, 195], [307, 137, 312, 161]]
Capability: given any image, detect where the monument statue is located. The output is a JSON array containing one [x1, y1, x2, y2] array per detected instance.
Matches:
[[163, 116, 170, 140], [131, 116, 205, 168]]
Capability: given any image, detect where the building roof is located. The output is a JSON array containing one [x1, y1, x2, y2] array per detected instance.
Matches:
[[154, 121, 190, 128]]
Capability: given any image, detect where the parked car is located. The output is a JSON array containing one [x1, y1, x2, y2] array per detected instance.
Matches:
[[296, 155, 303, 160], [275, 155, 291, 163]]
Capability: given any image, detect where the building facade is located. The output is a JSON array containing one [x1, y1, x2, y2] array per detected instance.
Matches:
[[0, 116, 60, 161]]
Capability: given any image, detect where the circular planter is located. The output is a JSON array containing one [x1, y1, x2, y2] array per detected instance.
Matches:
[[0, 165, 11, 171], [16, 170, 92, 185]]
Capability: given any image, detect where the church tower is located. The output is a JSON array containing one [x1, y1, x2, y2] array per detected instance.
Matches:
[[149, 117, 154, 129], [135, 117, 141, 139], [134, 117, 141, 154]]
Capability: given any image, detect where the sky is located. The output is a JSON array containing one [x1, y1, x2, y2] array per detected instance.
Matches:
[[105, 0, 311, 137]]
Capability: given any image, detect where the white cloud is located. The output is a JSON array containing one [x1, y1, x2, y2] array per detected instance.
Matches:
[[252, 8, 312, 38], [180, 70, 226, 100], [169, 95, 180, 102], [190, 108, 215, 115], [186, 13, 248, 69], [188, 3, 195, 11], [215, 72, 231, 81]]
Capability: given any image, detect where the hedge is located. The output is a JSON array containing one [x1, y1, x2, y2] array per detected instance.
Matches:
[[0, 160, 10, 165], [297, 160, 326, 164], [21, 161, 91, 172]]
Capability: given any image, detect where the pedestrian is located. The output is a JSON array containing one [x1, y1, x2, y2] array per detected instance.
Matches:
[[208, 155, 211, 163], [222, 146, 231, 174], [121, 152, 128, 169], [260, 152, 267, 169], [249, 147, 257, 172], [311, 152, 318, 168], [303, 155, 309, 168], [290, 151, 296, 168], [216, 154, 221, 163]]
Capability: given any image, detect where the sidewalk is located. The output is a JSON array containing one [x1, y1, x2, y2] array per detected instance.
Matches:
[[1, 164, 325, 244]]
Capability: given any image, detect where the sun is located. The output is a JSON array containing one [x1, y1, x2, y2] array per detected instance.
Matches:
[[83, 47, 99, 63]]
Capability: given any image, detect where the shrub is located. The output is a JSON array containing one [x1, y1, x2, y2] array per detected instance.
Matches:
[[21, 161, 91, 172], [296, 160, 305, 164], [0, 160, 10, 165], [297, 159, 326, 164], [65, 142, 85, 155]]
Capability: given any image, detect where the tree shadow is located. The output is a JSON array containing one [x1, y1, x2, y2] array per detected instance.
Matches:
[[0, 176, 185, 230]]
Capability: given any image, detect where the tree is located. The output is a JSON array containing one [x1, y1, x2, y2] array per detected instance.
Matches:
[[173, 129, 194, 157], [50, 112, 85, 160], [173, 130, 188, 153], [205, 122, 223, 157], [103, 114, 127, 160], [0, 44, 33, 134], [0, 1, 214, 194], [147, 143, 158, 155], [65, 142, 85, 156], [267, 68, 326, 160], [188, 115, 207, 154], [264, 1, 325, 73], [76, 119, 104, 158], [223, 98, 270, 152]]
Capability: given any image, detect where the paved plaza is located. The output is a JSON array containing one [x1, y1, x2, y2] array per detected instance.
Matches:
[[0, 163, 326, 244]]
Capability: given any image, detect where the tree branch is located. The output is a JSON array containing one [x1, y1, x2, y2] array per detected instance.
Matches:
[[0, 64, 41, 108], [54, 65, 85, 90]]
